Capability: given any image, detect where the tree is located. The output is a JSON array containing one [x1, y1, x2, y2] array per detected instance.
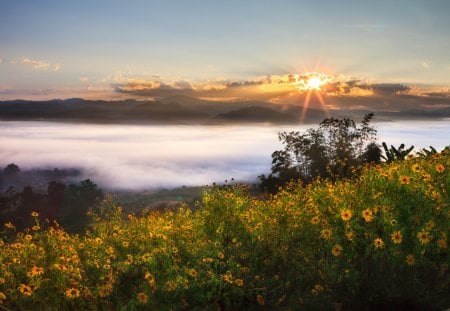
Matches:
[[3, 163, 20, 175], [260, 113, 380, 192]]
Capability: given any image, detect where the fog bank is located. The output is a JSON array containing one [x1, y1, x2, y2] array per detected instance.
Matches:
[[0, 120, 448, 190]]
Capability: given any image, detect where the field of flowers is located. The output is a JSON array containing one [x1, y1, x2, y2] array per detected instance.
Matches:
[[0, 151, 449, 310]]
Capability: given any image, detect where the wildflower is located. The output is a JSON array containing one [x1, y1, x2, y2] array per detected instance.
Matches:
[[30, 266, 44, 277], [31, 211, 39, 217], [436, 164, 445, 173], [202, 257, 213, 264], [411, 164, 421, 172], [399, 176, 410, 185], [4, 222, 15, 230], [65, 287, 80, 299], [311, 284, 324, 295], [345, 231, 354, 241], [417, 230, 431, 244], [32, 225, 40, 231], [221, 272, 234, 284], [362, 209, 373, 222], [24, 234, 33, 242], [310, 216, 319, 224], [437, 236, 447, 249], [320, 229, 332, 240], [331, 244, 343, 257], [256, 294, 265, 305], [422, 173, 431, 181], [391, 231, 403, 244], [425, 221, 435, 230], [341, 209, 352, 221], [406, 254, 415, 266], [374, 238, 384, 249], [188, 269, 198, 278], [235, 279, 244, 287], [217, 251, 224, 259], [19, 284, 34, 296], [0, 292, 5, 304], [137, 292, 148, 304]]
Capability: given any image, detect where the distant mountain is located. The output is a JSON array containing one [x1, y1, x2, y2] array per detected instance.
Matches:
[[1, 96, 448, 124], [214, 106, 297, 123]]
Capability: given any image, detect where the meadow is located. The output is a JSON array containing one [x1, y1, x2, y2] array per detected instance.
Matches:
[[0, 151, 448, 310]]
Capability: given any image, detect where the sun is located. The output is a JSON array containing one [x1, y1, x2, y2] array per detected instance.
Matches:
[[294, 72, 331, 91], [292, 72, 332, 123]]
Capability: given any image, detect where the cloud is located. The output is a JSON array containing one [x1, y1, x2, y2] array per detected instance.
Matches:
[[20, 57, 51, 70], [8, 56, 61, 72], [422, 61, 430, 69], [113, 80, 197, 98]]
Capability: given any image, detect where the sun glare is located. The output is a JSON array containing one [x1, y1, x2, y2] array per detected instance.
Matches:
[[294, 72, 331, 91], [293, 72, 332, 123]]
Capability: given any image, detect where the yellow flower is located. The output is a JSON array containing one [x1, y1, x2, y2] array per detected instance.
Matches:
[[188, 269, 198, 278], [221, 272, 234, 284], [341, 209, 352, 221], [391, 231, 403, 244], [65, 287, 80, 299], [32, 225, 40, 231], [0, 292, 6, 304], [437, 236, 447, 249], [362, 209, 373, 222], [346, 231, 354, 241], [320, 228, 332, 240], [425, 221, 435, 230], [30, 266, 44, 277], [406, 254, 415, 266], [310, 216, 319, 224], [417, 230, 431, 244], [4, 222, 15, 230], [31, 211, 39, 217], [217, 251, 224, 259], [399, 176, 410, 185], [331, 244, 343, 257], [374, 238, 384, 249], [422, 173, 431, 181], [137, 292, 148, 304], [19, 284, 34, 296], [436, 164, 445, 173], [311, 284, 324, 295], [235, 279, 244, 287], [256, 294, 265, 305], [411, 164, 421, 172]]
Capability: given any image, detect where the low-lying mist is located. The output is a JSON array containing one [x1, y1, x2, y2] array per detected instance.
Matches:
[[1, 120, 449, 190]]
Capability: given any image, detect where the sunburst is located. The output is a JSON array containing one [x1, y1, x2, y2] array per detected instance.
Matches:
[[293, 72, 332, 123]]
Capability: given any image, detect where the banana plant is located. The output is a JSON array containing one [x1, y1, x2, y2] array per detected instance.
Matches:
[[381, 142, 414, 162], [416, 146, 437, 158]]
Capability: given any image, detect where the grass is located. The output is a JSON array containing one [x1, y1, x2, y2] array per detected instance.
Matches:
[[0, 151, 448, 310]]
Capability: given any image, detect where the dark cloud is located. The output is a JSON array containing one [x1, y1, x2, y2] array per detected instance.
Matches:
[[370, 83, 411, 95], [113, 82, 196, 98]]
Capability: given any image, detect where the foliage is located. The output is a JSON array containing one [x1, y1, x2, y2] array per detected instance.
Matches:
[[0, 179, 103, 233], [381, 143, 415, 163], [260, 113, 380, 192], [0, 151, 449, 310]]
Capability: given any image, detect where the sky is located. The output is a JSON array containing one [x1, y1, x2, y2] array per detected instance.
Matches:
[[0, 0, 449, 101]]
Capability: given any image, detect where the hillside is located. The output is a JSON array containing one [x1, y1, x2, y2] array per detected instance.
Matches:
[[0, 152, 449, 309]]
